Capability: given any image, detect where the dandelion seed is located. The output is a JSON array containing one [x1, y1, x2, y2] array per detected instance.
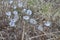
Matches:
[[29, 18, 37, 24], [23, 16, 30, 20], [44, 21, 51, 26], [26, 9, 32, 15]]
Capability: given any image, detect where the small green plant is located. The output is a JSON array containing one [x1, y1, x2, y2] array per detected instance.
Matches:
[[28, 0, 37, 6], [41, 3, 52, 13]]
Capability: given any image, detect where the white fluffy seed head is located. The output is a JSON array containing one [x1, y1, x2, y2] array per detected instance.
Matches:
[[10, 19, 16, 23], [44, 21, 51, 26], [23, 16, 30, 20], [6, 11, 11, 16], [9, 0, 13, 4], [26, 9, 32, 15], [38, 25, 43, 31], [13, 5, 17, 9], [22, 9, 27, 12], [13, 11, 18, 15], [13, 15, 19, 21], [9, 21, 15, 27], [18, 2, 23, 8], [29, 18, 37, 24]]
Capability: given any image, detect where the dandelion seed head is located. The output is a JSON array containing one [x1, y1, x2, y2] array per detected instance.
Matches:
[[10, 19, 16, 23], [9, 0, 13, 4], [12, 5, 17, 9], [22, 9, 27, 12], [38, 25, 43, 31], [6, 11, 11, 16], [29, 18, 37, 24], [23, 16, 30, 20], [9, 21, 15, 27], [44, 21, 51, 26], [13, 15, 19, 22], [13, 11, 18, 15], [18, 2, 23, 8], [26, 9, 32, 15]]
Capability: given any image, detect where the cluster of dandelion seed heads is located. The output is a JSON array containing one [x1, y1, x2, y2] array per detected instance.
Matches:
[[6, 10, 19, 27], [5, 0, 52, 31]]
